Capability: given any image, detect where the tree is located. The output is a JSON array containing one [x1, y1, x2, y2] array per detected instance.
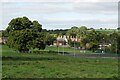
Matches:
[[79, 26, 87, 30], [68, 39, 80, 48], [89, 42, 99, 52], [67, 26, 78, 38], [80, 30, 103, 52], [45, 34, 56, 46], [6, 16, 45, 52], [109, 31, 120, 54], [33, 32, 46, 50], [6, 16, 32, 33], [2, 30, 8, 37], [117, 32, 120, 53], [77, 26, 87, 38], [32, 20, 42, 32]]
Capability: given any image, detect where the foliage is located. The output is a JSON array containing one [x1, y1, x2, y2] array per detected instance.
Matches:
[[32, 32, 46, 50], [43, 29, 68, 35], [77, 26, 87, 37], [67, 26, 79, 38], [4, 16, 120, 54], [2, 30, 8, 37], [45, 34, 56, 46], [67, 26, 87, 49], [6, 17, 32, 33], [6, 16, 45, 52], [67, 26, 120, 54], [109, 31, 120, 54], [68, 39, 80, 48]]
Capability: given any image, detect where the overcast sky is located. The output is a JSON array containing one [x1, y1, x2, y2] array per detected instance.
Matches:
[[0, 0, 119, 30]]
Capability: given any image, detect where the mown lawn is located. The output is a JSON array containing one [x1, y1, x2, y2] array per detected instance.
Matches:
[[2, 45, 119, 78], [34, 46, 93, 54]]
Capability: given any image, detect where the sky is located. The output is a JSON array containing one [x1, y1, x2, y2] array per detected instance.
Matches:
[[0, 0, 119, 30]]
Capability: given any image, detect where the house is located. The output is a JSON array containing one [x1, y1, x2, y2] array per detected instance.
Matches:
[[53, 35, 82, 47], [53, 35, 68, 47], [70, 36, 81, 42], [0, 37, 8, 44]]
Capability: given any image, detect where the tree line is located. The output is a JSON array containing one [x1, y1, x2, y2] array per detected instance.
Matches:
[[67, 26, 120, 54], [2, 16, 120, 54]]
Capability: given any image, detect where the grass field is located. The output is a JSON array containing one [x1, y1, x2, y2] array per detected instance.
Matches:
[[32, 46, 93, 54], [2, 45, 119, 78]]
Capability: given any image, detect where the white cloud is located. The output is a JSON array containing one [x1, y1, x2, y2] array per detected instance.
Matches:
[[74, 2, 118, 15], [74, 0, 119, 2], [0, 1, 118, 30], [1, 0, 119, 2]]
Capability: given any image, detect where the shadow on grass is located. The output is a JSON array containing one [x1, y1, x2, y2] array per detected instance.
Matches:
[[30, 50, 70, 54], [2, 50, 70, 61], [2, 56, 60, 61], [2, 77, 120, 80]]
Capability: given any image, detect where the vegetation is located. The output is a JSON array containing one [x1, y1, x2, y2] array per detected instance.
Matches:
[[1, 16, 120, 79], [2, 45, 119, 78], [66, 26, 120, 54], [45, 34, 56, 46], [42, 29, 68, 35], [2, 16, 120, 54], [6, 16, 46, 52], [44, 46, 93, 54]]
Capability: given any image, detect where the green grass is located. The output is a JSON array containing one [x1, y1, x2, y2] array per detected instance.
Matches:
[[33, 46, 93, 54], [2, 45, 119, 78], [95, 29, 118, 34]]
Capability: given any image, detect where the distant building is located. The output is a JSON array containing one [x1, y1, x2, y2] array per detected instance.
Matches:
[[69, 36, 81, 42], [53, 35, 82, 47], [0, 37, 8, 44], [53, 35, 68, 47]]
